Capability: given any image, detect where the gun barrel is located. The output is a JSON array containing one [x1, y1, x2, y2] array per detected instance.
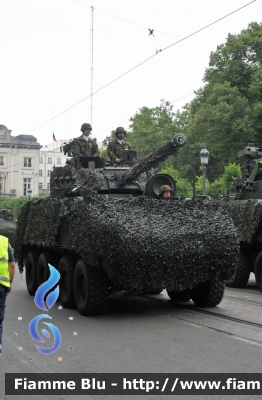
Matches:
[[119, 133, 186, 184]]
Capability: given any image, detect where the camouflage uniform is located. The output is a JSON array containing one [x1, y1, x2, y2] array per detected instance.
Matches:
[[76, 134, 99, 156], [107, 139, 132, 162]]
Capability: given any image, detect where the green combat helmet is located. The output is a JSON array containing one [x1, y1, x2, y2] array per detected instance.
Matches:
[[159, 185, 172, 195], [115, 127, 127, 137], [81, 123, 92, 132]]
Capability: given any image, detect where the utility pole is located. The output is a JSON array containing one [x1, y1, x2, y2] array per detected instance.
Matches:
[[90, 5, 94, 126]]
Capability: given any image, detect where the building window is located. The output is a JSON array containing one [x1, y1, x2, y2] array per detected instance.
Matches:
[[47, 182, 50, 189], [0, 156, 4, 166], [39, 157, 43, 163], [57, 158, 61, 164], [39, 170, 43, 176], [47, 157, 52, 164], [23, 178, 31, 196], [47, 170, 51, 177], [24, 158, 32, 167], [39, 182, 43, 189]]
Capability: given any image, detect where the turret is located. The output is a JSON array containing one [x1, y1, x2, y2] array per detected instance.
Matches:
[[233, 144, 262, 200], [51, 134, 186, 199]]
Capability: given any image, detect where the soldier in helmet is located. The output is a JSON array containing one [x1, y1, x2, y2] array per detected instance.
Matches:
[[159, 185, 172, 198], [107, 127, 132, 163], [76, 123, 100, 156]]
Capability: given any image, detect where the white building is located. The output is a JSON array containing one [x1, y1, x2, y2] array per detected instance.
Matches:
[[0, 124, 41, 198]]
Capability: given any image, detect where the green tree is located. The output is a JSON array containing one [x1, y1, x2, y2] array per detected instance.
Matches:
[[128, 100, 186, 157], [173, 22, 262, 183], [205, 163, 241, 199]]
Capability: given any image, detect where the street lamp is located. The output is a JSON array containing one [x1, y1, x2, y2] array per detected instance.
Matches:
[[200, 145, 210, 195], [27, 189, 32, 200]]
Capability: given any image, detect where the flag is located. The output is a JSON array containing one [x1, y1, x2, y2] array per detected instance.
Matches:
[[53, 132, 57, 142]]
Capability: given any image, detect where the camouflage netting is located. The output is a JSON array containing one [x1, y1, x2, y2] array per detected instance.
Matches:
[[50, 165, 155, 198], [222, 199, 262, 244], [0, 219, 16, 247], [15, 196, 239, 293]]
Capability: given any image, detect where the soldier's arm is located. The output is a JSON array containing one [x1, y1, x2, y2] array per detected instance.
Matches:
[[93, 142, 100, 157], [107, 142, 115, 161]]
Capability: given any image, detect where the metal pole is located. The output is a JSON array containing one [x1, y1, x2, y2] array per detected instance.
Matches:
[[202, 165, 207, 195], [192, 166, 196, 199], [90, 6, 94, 126]]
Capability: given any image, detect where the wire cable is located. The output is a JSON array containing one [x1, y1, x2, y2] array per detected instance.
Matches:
[[72, 0, 186, 38], [26, 0, 256, 135]]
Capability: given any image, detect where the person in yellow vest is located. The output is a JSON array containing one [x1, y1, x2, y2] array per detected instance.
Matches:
[[0, 235, 15, 356]]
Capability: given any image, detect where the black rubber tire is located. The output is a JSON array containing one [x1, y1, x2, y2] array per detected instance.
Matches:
[[254, 251, 262, 292], [167, 289, 191, 301], [4, 214, 13, 221], [58, 255, 76, 308], [74, 259, 108, 316], [37, 252, 51, 287], [225, 251, 250, 288], [25, 250, 39, 295], [190, 278, 225, 307]]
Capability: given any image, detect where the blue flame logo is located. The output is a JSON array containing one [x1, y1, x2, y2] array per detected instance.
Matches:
[[29, 264, 62, 354], [34, 264, 60, 310]]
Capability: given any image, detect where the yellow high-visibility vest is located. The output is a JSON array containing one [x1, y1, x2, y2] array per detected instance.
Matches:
[[0, 235, 10, 288]]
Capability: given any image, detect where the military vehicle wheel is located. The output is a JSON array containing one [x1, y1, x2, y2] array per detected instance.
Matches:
[[37, 253, 50, 287], [190, 278, 225, 307], [74, 259, 108, 316], [254, 251, 262, 292], [225, 251, 250, 288], [25, 250, 39, 295], [173, 133, 186, 147], [58, 256, 76, 308], [167, 289, 191, 301], [4, 214, 13, 221]]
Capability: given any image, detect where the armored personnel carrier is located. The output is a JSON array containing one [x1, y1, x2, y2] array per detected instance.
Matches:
[[222, 144, 262, 292], [15, 134, 239, 316]]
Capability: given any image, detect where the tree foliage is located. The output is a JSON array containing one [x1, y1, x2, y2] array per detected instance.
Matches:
[[128, 100, 187, 157], [172, 22, 262, 182]]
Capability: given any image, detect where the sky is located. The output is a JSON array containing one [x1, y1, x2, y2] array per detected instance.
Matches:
[[0, 0, 261, 147]]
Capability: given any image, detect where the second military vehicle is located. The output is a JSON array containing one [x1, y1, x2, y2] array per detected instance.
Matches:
[[222, 144, 262, 292], [0, 208, 16, 247], [15, 134, 239, 316]]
